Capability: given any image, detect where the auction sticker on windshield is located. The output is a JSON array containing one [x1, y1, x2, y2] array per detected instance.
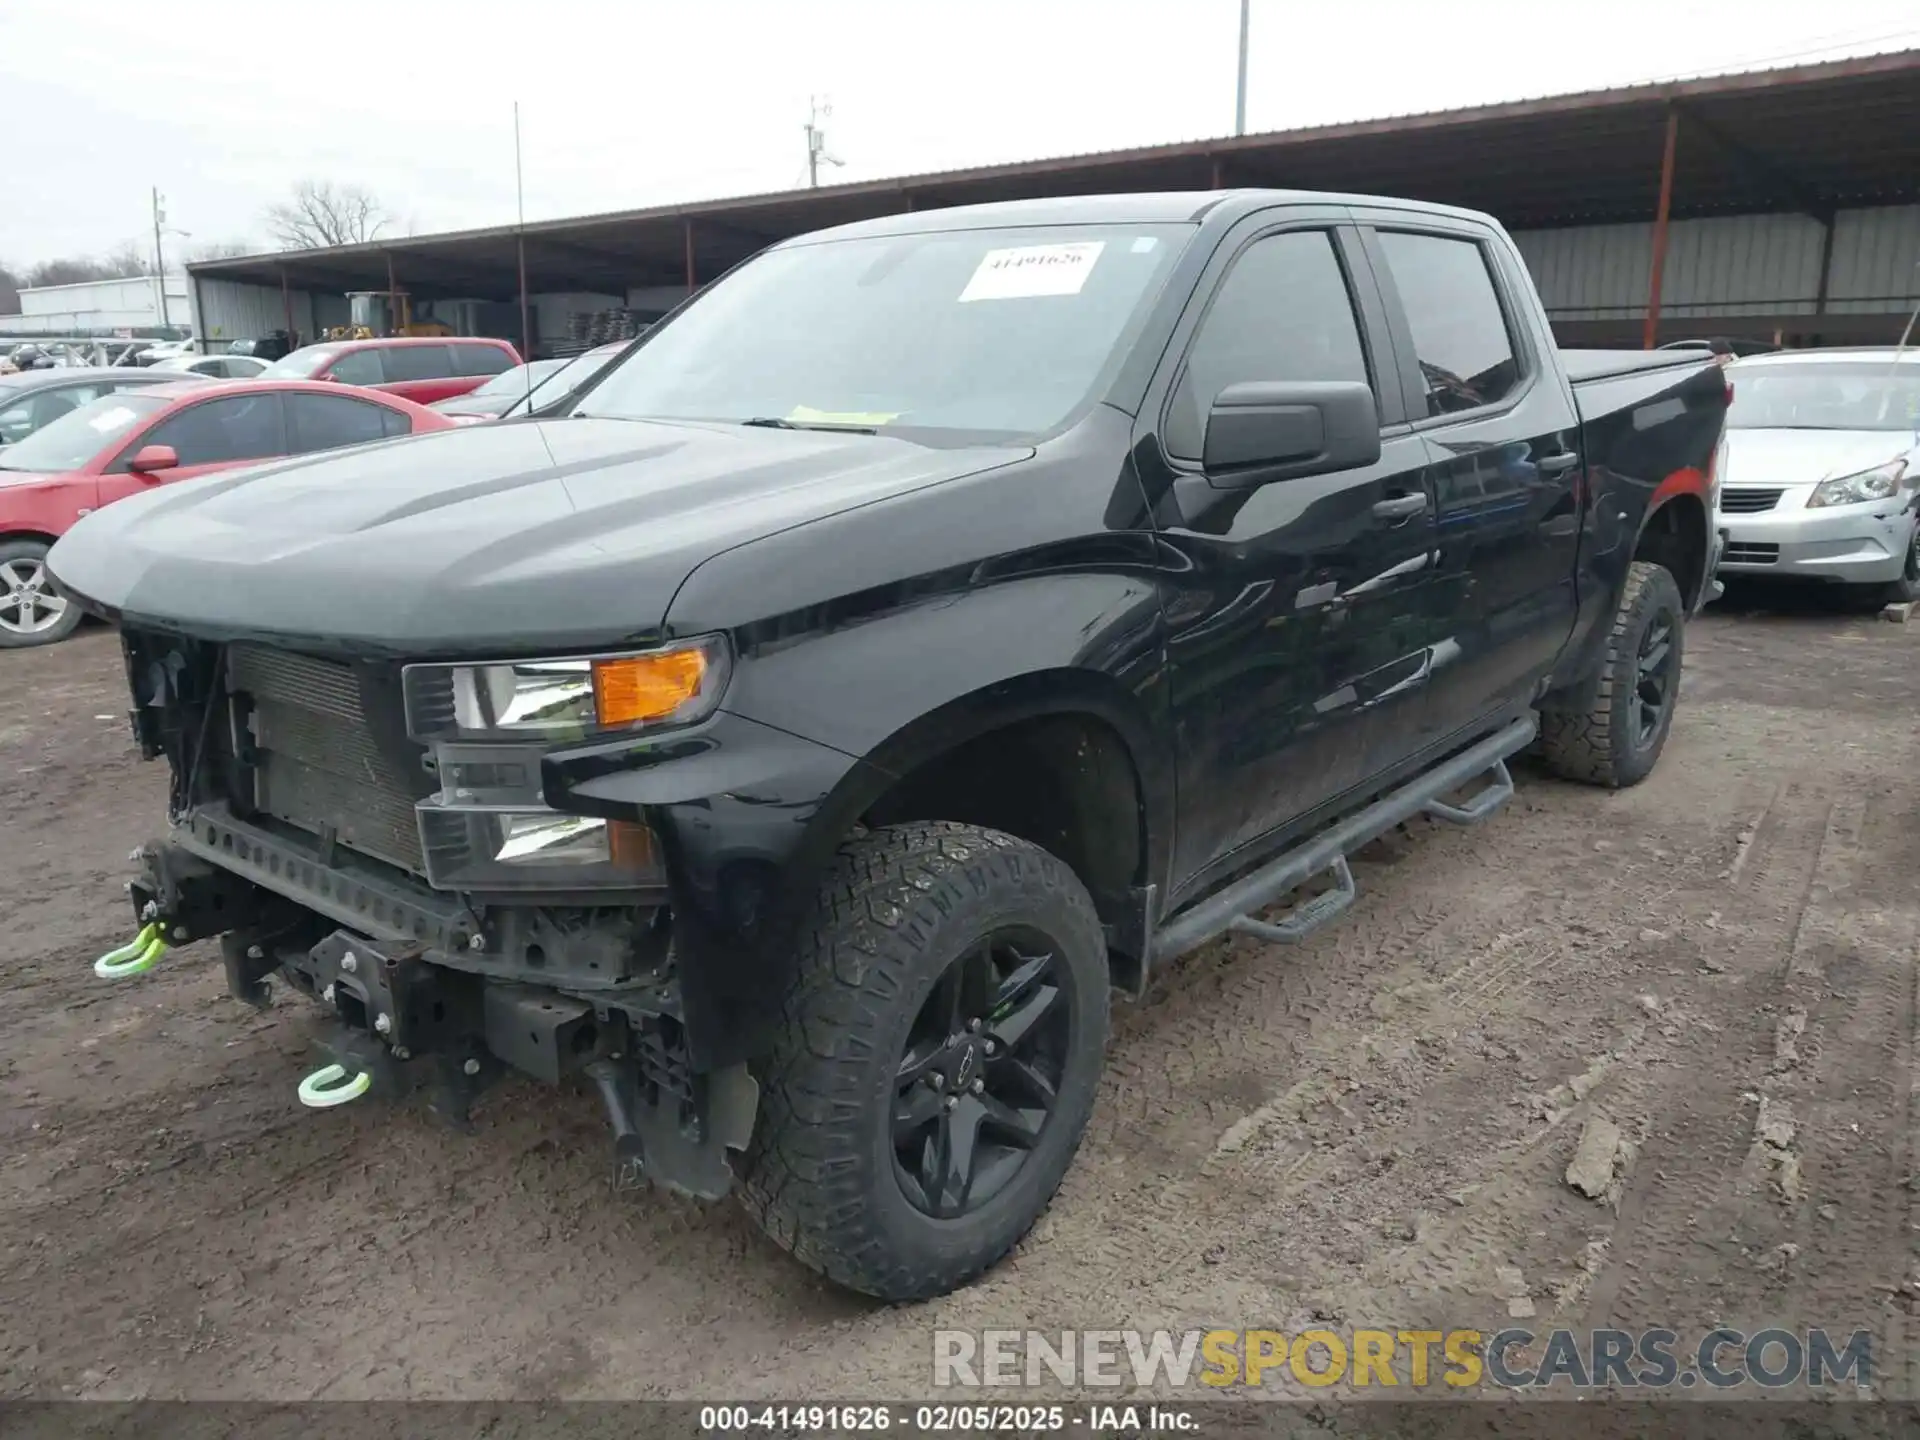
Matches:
[[959, 242, 1105, 302]]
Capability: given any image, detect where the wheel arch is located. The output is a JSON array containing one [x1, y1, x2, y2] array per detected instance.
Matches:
[[1633, 481, 1711, 613], [801, 669, 1172, 984]]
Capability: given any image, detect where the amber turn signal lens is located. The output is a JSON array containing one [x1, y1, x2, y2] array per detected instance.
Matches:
[[591, 649, 709, 726], [607, 820, 658, 870]]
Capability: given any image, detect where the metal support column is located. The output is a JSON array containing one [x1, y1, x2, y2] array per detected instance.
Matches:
[[385, 251, 399, 336], [684, 220, 697, 293], [1211, 155, 1226, 189], [280, 269, 295, 346], [1642, 108, 1680, 350]]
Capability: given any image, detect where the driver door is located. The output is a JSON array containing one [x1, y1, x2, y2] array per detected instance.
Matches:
[[97, 393, 290, 507], [1143, 217, 1440, 900]]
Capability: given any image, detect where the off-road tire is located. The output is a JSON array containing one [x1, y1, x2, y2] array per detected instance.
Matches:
[[0, 538, 83, 649], [1538, 560, 1684, 789], [737, 821, 1110, 1301]]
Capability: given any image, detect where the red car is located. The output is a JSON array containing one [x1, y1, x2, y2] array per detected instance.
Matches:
[[259, 336, 522, 405], [0, 380, 454, 647]]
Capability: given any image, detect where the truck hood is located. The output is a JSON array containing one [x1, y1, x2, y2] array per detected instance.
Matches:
[[48, 416, 1029, 655], [1720, 428, 1915, 489]]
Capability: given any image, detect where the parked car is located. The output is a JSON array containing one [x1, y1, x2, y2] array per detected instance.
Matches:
[[131, 338, 197, 366], [259, 336, 521, 405], [429, 357, 574, 421], [0, 380, 453, 646], [495, 340, 631, 420], [0, 367, 209, 450], [151, 353, 271, 380], [49, 191, 1726, 1299], [1714, 348, 1920, 603]]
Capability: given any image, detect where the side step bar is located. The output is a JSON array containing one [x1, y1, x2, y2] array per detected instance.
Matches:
[[1152, 716, 1536, 963]]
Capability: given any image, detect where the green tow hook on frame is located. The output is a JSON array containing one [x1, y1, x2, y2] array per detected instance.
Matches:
[[93, 922, 170, 979]]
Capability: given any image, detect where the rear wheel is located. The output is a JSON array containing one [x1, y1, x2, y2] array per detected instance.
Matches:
[[739, 821, 1110, 1300], [0, 539, 82, 648], [1539, 560, 1684, 788]]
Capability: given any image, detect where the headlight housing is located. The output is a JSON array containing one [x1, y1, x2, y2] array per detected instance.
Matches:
[[1807, 459, 1907, 508], [402, 636, 730, 741], [399, 637, 727, 893]]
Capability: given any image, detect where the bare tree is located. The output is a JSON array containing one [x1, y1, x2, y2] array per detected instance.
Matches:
[[0, 263, 19, 316], [185, 238, 258, 262], [264, 180, 390, 250], [23, 243, 151, 289]]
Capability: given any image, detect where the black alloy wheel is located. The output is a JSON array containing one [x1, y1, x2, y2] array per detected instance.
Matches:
[[1634, 606, 1678, 747], [891, 928, 1069, 1218]]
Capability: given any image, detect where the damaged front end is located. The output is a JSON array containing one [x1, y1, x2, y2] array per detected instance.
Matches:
[[106, 625, 757, 1199]]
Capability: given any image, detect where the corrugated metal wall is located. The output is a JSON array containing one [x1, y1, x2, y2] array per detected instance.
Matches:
[[1826, 204, 1920, 314], [1513, 205, 1920, 321], [192, 279, 351, 347]]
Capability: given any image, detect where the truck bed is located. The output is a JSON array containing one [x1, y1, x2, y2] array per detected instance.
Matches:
[[1558, 348, 1716, 385]]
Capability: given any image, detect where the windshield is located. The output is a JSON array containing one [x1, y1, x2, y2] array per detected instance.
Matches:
[[1729, 362, 1920, 432], [501, 346, 622, 417], [0, 392, 168, 472], [260, 345, 343, 380], [468, 357, 569, 400], [578, 224, 1192, 439]]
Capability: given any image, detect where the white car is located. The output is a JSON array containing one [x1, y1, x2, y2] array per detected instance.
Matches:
[[149, 353, 270, 380], [1715, 348, 1920, 603]]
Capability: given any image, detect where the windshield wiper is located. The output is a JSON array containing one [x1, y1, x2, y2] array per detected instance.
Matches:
[[739, 416, 878, 435]]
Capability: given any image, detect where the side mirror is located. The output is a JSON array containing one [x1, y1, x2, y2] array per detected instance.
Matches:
[[1202, 380, 1381, 488], [128, 444, 179, 475]]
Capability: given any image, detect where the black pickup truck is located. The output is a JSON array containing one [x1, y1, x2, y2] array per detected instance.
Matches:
[[49, 190, 1729, 1301]]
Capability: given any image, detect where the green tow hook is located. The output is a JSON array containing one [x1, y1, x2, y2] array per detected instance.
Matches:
[[93, 923, 170, 980]]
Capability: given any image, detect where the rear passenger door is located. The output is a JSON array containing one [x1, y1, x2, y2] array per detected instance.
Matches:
[[285, 392, 411, 454], [1143, 211, 1441, 898], [1352, 212, 1583, 748]]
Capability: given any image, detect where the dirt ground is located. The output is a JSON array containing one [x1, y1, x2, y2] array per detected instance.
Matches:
[[4, 588, 1919, 1402]]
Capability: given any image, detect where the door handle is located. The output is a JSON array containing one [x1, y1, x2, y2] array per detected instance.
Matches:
[[1371, 493, 1429, 520], [1536, 451, 1580, 475]]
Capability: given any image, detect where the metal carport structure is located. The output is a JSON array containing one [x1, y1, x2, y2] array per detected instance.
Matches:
[[190, 48, 1920, 352]]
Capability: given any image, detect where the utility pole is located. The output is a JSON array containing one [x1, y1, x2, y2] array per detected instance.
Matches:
[[150, 186, 171, 330], [1234, 0, 1251, 136], [804, 97, 843, 188]]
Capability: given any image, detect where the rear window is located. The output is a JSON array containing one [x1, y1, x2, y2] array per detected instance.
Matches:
[[382, 344, 454, 382], [453, 343, 515, 378], [0, 392, 170, 472]]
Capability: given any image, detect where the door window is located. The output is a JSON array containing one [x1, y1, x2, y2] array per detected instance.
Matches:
[[1165, 230, 1371, 460], [381, 344, 454, 382], [286, 393, 408, 452], [135, 393, 287, 467], [1373, 231, 1521, 417], [326, 348, 385, 385], [452, 343, 514, 377], [0, 384, 108, 443]]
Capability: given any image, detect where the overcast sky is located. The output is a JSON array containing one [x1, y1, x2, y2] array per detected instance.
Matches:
[[3, 0, 1917, 266]]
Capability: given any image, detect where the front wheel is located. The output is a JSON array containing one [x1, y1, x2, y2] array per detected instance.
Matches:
[[0, 539, 83, 648], [1539, 560, 1685, 788], [739, 821, 1111, 1300], [1868, 522, 1920, 607]]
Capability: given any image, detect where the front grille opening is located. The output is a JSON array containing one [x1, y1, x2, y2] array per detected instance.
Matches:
[[228, 643, 426, 874], [1722, 542, 1780, 565], [1720, 488, 1783, 514]]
